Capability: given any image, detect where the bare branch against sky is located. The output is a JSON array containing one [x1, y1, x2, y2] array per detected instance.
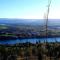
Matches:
[[45, 0, 52, 42]]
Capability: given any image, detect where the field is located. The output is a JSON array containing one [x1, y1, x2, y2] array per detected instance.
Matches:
[[0, 24, 60, 39]]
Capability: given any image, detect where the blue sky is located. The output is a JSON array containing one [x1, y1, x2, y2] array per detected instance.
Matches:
[[0, 0, 60, 19]]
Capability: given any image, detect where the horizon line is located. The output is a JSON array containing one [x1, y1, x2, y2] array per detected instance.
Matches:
[[0, 18, 60, 19]]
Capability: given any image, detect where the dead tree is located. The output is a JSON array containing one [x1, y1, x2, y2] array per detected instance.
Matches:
[[44, 0, 52, 60], [44, 0, 51, 43]]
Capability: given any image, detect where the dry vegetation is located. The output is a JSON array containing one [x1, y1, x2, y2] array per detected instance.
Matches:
[[0, 42, 60, 60]]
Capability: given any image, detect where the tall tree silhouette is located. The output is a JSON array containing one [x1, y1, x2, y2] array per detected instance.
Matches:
[[44, 0, 51, 43], [44, 0, 52, 60]]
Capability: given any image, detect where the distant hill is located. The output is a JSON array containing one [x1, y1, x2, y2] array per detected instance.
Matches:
[[0, 18, 45, 25], [0, 18, 60, 26]]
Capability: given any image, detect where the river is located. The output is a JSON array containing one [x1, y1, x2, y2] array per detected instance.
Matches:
[[0, 37, 60, 45]]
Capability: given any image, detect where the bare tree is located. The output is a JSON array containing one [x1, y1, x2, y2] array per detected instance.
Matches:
[[44, 0, 52, 43], [44, 0, 52, 60]]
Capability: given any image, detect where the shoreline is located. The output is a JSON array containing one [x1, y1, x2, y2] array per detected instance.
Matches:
[[0, 35, 60, 40]]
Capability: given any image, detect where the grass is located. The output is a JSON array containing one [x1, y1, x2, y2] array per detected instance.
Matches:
[[0, 34, 16, 36]]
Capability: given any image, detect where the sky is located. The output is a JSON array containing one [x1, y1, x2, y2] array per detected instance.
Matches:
[[0, 0, 60, 19]]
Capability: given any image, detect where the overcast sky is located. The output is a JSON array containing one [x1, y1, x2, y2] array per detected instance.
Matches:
[[0, 0, 60, 19]]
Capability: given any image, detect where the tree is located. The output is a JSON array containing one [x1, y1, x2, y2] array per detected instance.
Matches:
[[45, 0, 51, 43]]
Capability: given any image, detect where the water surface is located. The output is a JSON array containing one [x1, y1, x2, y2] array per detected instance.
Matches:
[[0, 37, 60, 45]]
